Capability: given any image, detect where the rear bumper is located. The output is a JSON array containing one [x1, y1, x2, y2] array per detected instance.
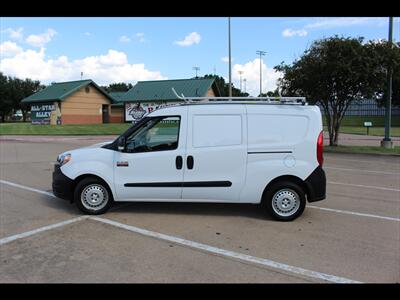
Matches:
[[305, 166, 326, 202], [52, 164, 74, 201]]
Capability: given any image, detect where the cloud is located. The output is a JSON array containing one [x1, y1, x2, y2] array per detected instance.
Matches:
[[174, 32, 201, 46], [232, 59, 282, 96], [0, 41, 23, 57], [136, 32, 145, 43], [282, 28, 308, 37], [0, 47, 167, 85], [84, 32, 91, 36], [2, 27, 24, 40], [281, 17, 388, 40], [304, 17, 387, 30], [119, 35, 131, 43], [221, 56, 234, 63], [25, 29, 57, 47]]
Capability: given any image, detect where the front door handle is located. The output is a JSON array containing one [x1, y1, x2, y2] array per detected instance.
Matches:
[[176, 156, 183, 169], [187, 155, 194, 170]]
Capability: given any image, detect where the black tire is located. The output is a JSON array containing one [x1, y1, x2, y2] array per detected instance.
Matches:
[[74, 177, 113, 215], [262, 181, 306, 221]]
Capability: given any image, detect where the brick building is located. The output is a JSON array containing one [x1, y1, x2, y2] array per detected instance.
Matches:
[[21, 78, 219, 125], [21, 80, 123, 125]]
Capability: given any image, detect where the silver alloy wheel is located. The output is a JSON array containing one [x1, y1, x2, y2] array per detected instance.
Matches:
[[271, 188, 300, 217], [81, 184, 109, 211]]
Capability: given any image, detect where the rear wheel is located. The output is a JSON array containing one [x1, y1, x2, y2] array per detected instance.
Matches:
[[262, 181, 306, 221], [74, 177, 113, 215]]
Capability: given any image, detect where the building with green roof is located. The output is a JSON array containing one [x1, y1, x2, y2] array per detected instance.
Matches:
[[21, 79, 123, 125], [121, 78, 219, 122], [20, 77, 219, 124]]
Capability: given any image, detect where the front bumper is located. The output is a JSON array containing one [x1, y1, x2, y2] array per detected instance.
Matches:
[[52, 164, 74, 201], [305, 166, 326, 202]]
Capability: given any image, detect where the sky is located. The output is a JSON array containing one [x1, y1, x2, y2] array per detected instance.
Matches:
[[1, 17, 399, 96]]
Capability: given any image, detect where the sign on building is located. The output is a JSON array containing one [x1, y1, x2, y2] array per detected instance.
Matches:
[[125, 102, 176, 122], [31, 103, 55, 125]]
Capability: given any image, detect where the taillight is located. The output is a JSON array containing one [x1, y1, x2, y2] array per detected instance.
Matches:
[[317, 131, 324, 166]]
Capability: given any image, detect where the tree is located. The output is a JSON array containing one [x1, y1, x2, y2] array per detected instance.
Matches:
[[0, 73, 43, 122], [260, 89, 280, 97], [102, 82, 133, 93], [0, 73, 13, 122], [275, 36, 381, 146], [364, 41, 400, 107], [202, 74, 249, 97]]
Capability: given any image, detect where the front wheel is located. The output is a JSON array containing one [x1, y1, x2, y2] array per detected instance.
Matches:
[[74, 177, 113, 215], [262, 181, 306, 221]]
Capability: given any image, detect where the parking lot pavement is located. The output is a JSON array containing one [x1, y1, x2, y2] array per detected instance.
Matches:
[[0, 184, 79, 238], [0, 219, 314, 283], [0, 139, 399, 283]]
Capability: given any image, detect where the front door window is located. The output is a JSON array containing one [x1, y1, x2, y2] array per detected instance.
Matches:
[[125, 116, 180, 153]]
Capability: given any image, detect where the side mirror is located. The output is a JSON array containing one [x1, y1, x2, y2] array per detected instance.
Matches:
[[117, 136, 126, 151]]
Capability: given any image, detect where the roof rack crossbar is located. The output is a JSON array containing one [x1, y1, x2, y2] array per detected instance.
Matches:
[[171, 88, 307, 105]]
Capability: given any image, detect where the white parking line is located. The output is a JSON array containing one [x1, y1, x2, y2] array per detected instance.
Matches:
[[0, 216, 88, 246], [328, 181, 400, 192], [89, 216, 361, 283], [0, 179, 56, 198], [308, 206, 400, 222], [0, 211, 361, 283], [325, 166, 400, 176]]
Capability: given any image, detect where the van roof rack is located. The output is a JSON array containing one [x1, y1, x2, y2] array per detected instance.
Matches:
[[171, 88, 307, 105]]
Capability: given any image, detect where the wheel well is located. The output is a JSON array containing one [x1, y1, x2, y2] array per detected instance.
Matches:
[[72, 174, 114, 202], [261, 175, 309, 203]]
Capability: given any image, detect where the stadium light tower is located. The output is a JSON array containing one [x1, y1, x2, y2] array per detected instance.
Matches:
[[193, 66, 200, 78], [238, 70, 244, 91], [381, 17, 394, 149], [256, 50, 266, 96], [228, 17, 232, 97]]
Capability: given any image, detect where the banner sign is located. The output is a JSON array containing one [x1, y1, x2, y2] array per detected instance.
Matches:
[[31, 103, 55, 125], [125, 102, 176, 122]]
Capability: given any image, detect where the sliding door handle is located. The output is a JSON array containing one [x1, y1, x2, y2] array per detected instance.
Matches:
[[187, 155, 194, 170], [176, 156, 183, 170]]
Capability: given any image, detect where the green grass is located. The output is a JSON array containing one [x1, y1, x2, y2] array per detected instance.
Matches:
[[0, 122, 131, 135], [323, 126, 400, 137], [325, 145, 400, 155], [1, 120, 400, 138], [323, 116, 400, 127]]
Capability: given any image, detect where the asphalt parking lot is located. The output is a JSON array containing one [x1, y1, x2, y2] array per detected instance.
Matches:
[[0, 138, 399, 283]]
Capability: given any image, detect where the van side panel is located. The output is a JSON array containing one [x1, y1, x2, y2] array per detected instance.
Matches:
[[182, 105, 248, 202], [240, 105, 322, 203]]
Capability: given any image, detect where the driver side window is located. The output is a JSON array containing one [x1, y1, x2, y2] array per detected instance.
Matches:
[[125, 116, 180, 153]]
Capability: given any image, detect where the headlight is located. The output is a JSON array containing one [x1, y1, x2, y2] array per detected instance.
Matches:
[[58, 153, 72, 166]]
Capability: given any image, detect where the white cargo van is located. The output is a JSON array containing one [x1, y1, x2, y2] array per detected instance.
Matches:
[[53, 97, 326, 221]]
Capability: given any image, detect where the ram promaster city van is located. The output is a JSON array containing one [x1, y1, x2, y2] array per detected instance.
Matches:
[[53, 95, 326, 221]]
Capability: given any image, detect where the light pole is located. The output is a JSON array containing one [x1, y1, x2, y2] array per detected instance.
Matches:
[[80, 72, 83, 80], [381, 17, 394, 149], [238, 71, 243, 91], [193, 66, 200, 78], [243, 78, 247, 94], [256, 50, 266, 96], [228, 17, 232, 97]]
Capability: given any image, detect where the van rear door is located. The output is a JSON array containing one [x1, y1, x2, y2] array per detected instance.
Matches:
[[181, 105, 247, 202]]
